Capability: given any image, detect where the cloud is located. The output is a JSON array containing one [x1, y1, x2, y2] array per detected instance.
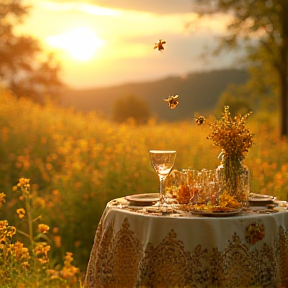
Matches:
[[41, 1, 120, 16], [40, 1, 229, 36], [41, 1, 199, 36], [45, 0, 193, 14]]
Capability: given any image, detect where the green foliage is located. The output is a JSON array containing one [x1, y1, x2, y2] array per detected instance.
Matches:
[[216, 62, 280, 118], [216, 84, 253, 116], [193, 0, 288, 136], [243, 56, 280, 112], [0, 0, 63, 103], [112, 94, 151, 124]]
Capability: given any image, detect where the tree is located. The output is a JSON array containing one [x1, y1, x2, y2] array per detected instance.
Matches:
[[192, 0, 288, 137], [112, 95, 151, 124], [0, 0, 63, 103], [216, 84, 252, 116]]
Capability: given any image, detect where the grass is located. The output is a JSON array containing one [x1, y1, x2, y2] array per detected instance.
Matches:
[[0, 89, 288, 287]]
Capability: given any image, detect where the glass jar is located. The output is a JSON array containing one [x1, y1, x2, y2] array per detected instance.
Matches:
[[216, 155, 250, 207]]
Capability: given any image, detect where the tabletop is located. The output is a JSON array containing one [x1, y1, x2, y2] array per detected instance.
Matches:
[[84, 196, 288, 288]]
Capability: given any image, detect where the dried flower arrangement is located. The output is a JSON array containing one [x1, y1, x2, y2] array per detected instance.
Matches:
[[203, 106, 254, 205], [205, 105, 254, 161]]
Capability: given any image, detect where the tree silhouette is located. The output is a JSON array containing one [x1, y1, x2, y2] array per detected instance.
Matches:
[[0, 0, 63, 103], [112, 95, 151, 124], [216, 84, 252, 116], [193, 0, 288, 137]]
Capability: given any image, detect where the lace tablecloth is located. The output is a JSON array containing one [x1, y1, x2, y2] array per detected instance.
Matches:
[[84, 197, 288, 288]]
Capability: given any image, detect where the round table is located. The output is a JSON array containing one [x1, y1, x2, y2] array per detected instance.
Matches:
[[84, 197, 288, 288]]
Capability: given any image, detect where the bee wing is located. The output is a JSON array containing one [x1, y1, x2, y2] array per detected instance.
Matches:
[[163, 96, 170, 102]]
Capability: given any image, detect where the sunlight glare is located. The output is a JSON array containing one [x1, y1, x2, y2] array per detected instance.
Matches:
[[46, 27, 105, 61], [42, 1, 120, 17]]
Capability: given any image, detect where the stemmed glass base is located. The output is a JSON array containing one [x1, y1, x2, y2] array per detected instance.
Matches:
[[149, 150, 176, 207], [158, 175, 166, 205]]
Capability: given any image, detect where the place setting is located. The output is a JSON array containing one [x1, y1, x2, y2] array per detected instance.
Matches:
[[124, 105, 287, 217], [125, 193, 159, 206]]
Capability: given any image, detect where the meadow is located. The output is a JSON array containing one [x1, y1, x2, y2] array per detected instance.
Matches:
[[0, 89, 288, 287]]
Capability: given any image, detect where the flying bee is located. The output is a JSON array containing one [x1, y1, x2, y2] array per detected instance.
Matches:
[[163, 95, 179, 109], [194, 116, 205, 125], [154, 39, 166, 51]]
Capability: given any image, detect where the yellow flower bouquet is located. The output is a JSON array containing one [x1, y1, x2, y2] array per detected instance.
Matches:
[[207, 106, 254, 206]]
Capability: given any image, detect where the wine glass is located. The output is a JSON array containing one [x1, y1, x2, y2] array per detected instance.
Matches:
[[149, 150, 176, 205]]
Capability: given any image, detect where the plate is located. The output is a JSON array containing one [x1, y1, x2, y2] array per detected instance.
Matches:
[[125, 193, 159, 205], [249, 193, 275, 199], [249, 193, 275, 205], [249, 198, 274, 202], [191, 208, 242, 217]]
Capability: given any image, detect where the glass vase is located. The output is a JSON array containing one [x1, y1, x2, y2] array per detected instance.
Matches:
[[216, 155, 250, 207]]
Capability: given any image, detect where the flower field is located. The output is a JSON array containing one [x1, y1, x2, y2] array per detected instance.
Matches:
[[0, 89, 288, 287]]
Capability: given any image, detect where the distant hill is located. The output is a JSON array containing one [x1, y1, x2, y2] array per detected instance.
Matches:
[[61, 69, 249, 121]]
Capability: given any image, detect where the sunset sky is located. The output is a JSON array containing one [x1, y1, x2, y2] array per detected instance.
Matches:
[[20, 0, 238, 89]]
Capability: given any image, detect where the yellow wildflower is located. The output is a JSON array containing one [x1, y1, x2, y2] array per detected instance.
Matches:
[[16, 208, 26, 219], [35, 243, 50, 264], [38, 224, 49, 233], [60, 252, 79, 280], [0, 193, 6, 208], [0, 220, 16, 243], [53, 227, 59, 234], [16, 178, 30, 193], [10, 241, 31, 262], [207, 105, 253, 161], [19, 178, 29, 185], [54, 235, 61, 248], [0, 193, 6, 203], [219, 191, 241, 208]]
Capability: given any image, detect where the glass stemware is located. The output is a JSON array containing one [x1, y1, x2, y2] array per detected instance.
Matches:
[[149, 150, 176, 205]]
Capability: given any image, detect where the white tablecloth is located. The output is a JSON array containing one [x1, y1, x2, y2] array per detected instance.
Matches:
[[84, 197, 288, 288]]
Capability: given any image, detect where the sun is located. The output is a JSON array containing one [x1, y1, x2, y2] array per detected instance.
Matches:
[[46, 27, 105, 61]]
